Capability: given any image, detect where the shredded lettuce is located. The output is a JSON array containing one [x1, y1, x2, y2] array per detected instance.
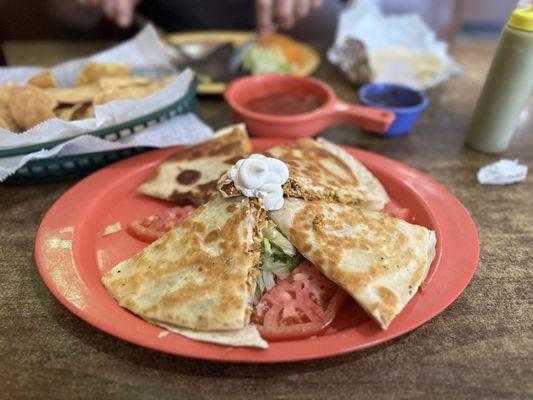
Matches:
[[254, 221, 301, 304], [262, 221, 298, 257], [242, 45, 293, 75]]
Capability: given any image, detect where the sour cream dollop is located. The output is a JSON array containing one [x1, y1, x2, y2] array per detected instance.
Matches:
[[227, 154, 289, 211]]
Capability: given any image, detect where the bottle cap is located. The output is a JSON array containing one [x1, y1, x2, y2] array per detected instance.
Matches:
[[508, 6, 533, 32]]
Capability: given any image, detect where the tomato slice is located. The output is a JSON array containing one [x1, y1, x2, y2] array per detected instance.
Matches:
[[126, 206, 196, 243], [252, 260, 348, 341], [383, 202, 411, 221]]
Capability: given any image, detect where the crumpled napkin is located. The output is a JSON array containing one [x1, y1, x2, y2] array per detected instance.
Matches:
[[328, 0, 461, 89], [477, 159, 528, 185], [0, 113, 213, 182]]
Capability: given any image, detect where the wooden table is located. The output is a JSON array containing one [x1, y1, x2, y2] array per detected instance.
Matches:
[[1, 41, 532, 400]]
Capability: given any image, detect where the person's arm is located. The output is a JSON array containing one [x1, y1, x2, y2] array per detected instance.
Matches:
[[51, 0, 325, 33], [48, 0, 139, 29], [256, 0, 325, 36], [48, 0, 102, 29]]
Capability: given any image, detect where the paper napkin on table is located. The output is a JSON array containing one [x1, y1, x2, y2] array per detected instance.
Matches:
[[0, 24, 194, 152], [0, 113, 213, 182], [477, 159, 528, 185], [327, 0, 461, 89]]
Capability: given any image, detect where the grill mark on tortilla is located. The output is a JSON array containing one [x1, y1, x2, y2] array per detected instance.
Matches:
[[170, 180, 218, 205], [176, 169, 201, 185], [205, 229, 219, 244]]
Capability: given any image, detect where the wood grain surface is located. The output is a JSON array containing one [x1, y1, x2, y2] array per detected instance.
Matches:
[[0, 41, 532, 400]]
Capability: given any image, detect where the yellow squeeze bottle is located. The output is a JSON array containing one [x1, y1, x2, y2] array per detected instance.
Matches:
[[465, 6, 533, 154]]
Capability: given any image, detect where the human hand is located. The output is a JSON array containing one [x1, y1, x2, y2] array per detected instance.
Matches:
[[77, 0, 140, 27], [256, 0, 324, 36]]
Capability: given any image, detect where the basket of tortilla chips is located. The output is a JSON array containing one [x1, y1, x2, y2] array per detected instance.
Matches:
[[0, 26, 201, 184], [0, 66, 198, 156], [0, 66, 198, 184]]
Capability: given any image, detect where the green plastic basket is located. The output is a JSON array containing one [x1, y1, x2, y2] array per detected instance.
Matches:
[[2, 79, 198, 185], [4, 147, 151, 185]]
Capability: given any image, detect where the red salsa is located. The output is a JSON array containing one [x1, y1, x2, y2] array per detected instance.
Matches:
[[243, 92, 323, 116]]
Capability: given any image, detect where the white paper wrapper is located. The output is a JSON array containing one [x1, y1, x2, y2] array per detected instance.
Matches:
[[328, 0, 461, 89], [0, 24, 194, 151], [154, 321, 268, 349], [477, 159, 528, 185], [0, 113, 213, 182]]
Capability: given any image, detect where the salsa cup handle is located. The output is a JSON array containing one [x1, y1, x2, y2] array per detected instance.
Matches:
[[321, 100, 395, 134]]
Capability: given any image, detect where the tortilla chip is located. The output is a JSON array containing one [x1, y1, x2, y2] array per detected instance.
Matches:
[[0, 82, 15, 106], [72, 103, 94, 120], [75, 62, 132, 86], [8, 85, 57, 130], [93, 75, 175, 105], [55, 102, 94, 121], [54, 106, 70, 120], [154, 75, 177, 87], [98, 76, 150, 90], [0, 114, 9, 130], [0, 107, 21, 132], [27, 69, 56, 89], [46, 85, 100, 104], [0, 106, 19, 130], [55, 103, 84, 121], [93, 85, 159, 105]]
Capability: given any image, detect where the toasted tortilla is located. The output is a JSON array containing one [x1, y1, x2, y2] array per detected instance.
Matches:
[[271, 138, 389, 210], [138, 124, 252, 205], [102, 194, 267, 331], [271, 197, 436, 329], [218, 138, 388, 211], [153, 320, 268, 348]]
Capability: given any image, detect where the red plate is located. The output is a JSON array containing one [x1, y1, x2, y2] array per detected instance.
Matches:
[[35, 138, 479, 363]]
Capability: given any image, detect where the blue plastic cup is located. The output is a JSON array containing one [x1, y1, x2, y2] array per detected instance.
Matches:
[[358, 83, 429, 137]]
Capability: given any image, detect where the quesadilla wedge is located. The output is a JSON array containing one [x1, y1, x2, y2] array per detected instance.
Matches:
[[138, 124, 252, 205], [270, 197, 436, 329], [218, 138, 388, 211], [102, 193, 267, 332]]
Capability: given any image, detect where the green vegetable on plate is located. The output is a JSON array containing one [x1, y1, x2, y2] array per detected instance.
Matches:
[[254, 221, 301, 304]]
